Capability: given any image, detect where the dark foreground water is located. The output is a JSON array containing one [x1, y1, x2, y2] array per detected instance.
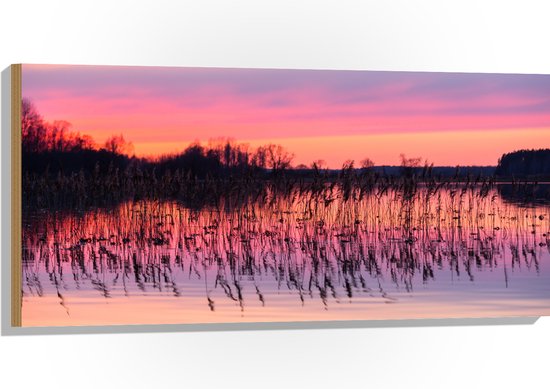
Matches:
[[21, 184, 550, 326]]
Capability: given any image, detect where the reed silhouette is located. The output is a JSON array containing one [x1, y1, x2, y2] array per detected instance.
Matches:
[[22, 182, 550, 319]]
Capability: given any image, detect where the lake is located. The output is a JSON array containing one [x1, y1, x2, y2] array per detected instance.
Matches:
[[21, 183, 550, 326]]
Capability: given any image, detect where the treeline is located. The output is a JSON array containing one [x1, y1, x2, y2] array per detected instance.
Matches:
[[495, 149, 550, 179], [22, 98, 137, 176], [21, 98, 294, 179], [22, 99, 305, 208], [154, 141, 293, 178], [21, 97, 548, 198]]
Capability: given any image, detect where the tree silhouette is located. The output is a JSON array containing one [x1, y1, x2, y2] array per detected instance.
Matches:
[[103, 134, 134, 156], [256, 144, 294, 171], [400, 153, 422, 178], [495, 149, 550, 178], [311, 159, 326, 170], [21, 98, 47, 153], [360, 157, 375, 169]]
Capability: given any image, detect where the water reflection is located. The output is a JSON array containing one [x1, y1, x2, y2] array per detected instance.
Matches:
[[497, 183, 550, 206], [22, 184, 550, 326]]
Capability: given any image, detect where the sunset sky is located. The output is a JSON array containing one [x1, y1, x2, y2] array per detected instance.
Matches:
[[22, 64, 550, 167]]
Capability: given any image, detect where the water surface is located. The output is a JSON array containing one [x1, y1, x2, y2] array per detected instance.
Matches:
[[22, 184, 550, 326]]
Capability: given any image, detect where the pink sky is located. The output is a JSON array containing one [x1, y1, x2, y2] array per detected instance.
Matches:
[[22, 64, 550, 166]]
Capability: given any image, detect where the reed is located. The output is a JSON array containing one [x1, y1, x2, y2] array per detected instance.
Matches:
[[22, 179, 550, 312]]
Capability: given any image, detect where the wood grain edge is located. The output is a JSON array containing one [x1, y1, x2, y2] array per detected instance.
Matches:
[[11, 64, 22, 327]]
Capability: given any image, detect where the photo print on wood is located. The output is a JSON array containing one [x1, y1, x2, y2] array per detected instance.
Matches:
[[9, 64, 550, 328]]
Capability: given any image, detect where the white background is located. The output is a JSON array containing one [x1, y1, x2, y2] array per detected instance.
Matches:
[[1, 1, 549, 388]]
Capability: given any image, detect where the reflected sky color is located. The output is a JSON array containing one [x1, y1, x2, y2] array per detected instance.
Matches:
[[22, 65, 550, 167], [21, 185, 550, 327]]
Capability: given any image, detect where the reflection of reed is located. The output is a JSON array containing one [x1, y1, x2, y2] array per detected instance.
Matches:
[[22, 184, 549, 312]]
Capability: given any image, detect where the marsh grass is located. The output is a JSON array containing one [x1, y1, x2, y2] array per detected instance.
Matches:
[[22, 176, 550, 313]]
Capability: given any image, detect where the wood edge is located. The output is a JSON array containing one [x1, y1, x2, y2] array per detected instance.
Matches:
[[11, 64, 22, 327]]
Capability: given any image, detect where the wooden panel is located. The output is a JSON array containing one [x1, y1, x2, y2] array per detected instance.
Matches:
[[11, 64, 22, 327]]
